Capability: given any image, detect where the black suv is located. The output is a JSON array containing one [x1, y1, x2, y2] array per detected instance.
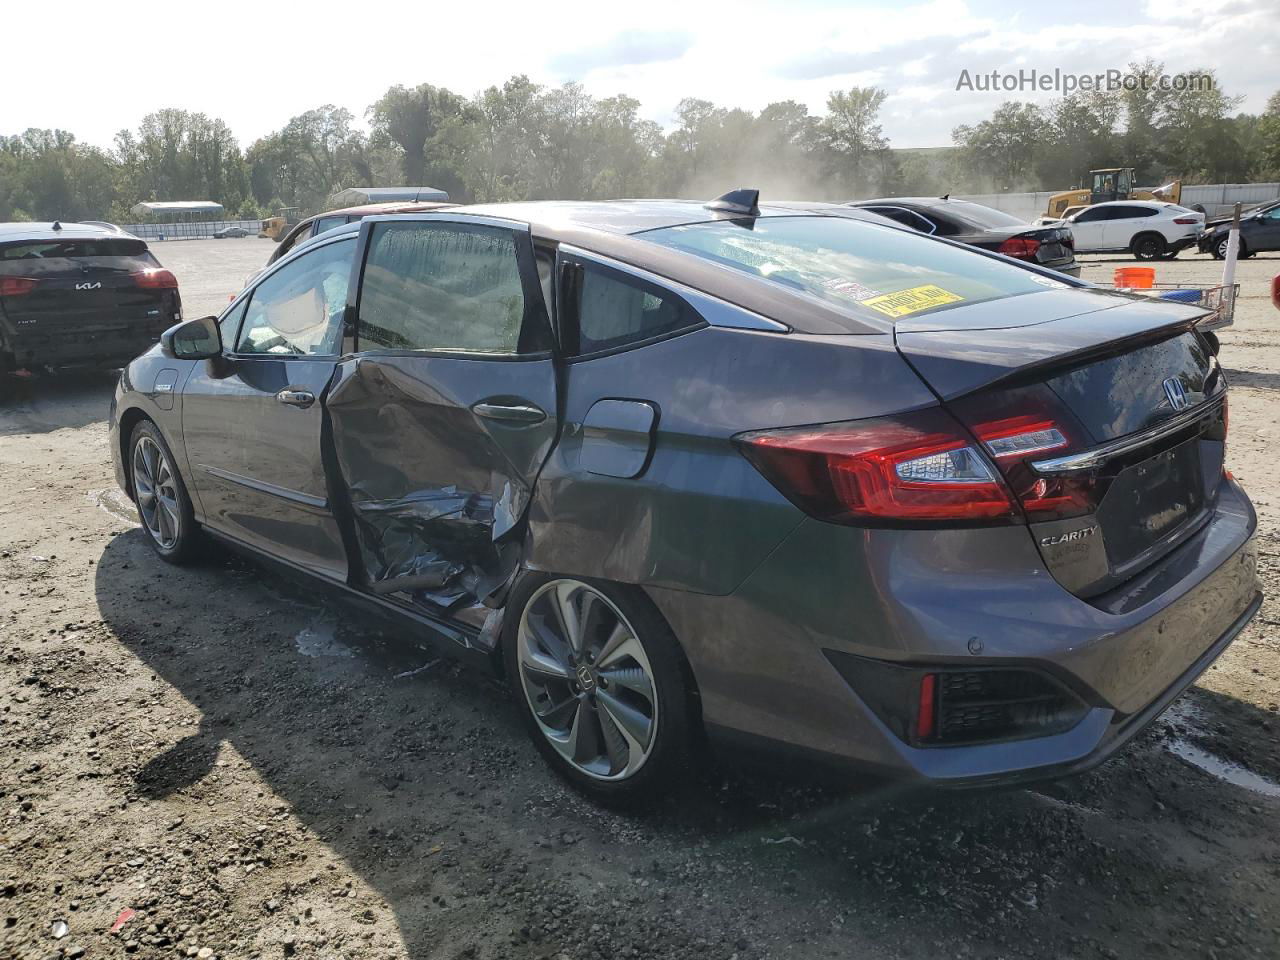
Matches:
[[0, 222, 182, 372]]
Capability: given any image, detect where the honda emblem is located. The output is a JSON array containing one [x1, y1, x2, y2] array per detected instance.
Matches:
[[1163, 377, 1189, 411]]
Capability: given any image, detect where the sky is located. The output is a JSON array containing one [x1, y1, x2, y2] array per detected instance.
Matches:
[[2, 0, 1276, 151]]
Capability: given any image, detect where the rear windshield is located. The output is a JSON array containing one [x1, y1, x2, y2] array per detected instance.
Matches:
[[0, 238, 149, 260], [944, 202, 1027, 229], [640, 216, 1062, 324]]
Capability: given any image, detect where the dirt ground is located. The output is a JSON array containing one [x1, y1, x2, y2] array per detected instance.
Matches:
[[2, 239, 1279, 960]]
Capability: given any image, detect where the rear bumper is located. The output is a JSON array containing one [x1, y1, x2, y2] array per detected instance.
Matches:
[[1168, 236, 1198, 254], [1197, 233, 1224, 253], [1049, 261, 1081, 278], [649, 477, 1260, 786], [1, 325, 163, 369]]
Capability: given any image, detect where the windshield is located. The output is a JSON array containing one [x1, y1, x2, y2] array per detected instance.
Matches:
[[640, 215, 1062, 324]]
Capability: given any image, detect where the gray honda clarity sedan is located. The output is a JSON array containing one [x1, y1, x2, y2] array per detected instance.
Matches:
[[109, 190, 1261, 801]]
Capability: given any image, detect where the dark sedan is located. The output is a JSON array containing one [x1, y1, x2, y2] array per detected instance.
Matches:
[[849, 196, 1080, 277], [1199, 199, 1280, 259], [109, 192, 1259, 802], [1, 222, 181, 372]]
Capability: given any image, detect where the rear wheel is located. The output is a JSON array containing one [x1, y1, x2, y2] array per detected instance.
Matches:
[[505, 574, 692, 802], [1132, 233, 1166, 261], [129, 420, 201, 564]]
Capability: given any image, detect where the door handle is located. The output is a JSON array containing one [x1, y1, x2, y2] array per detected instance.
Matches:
[[276, 388, 315, 409], [471, 400, 546, 424]]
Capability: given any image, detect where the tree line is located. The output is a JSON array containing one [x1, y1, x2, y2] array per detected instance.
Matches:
[[2, 59, 1278, 224]]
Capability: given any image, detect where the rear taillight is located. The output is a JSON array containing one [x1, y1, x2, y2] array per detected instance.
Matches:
[[997, 235, 1040, 260], [132, 268, 178, 290], [735, 407, 1019, 525], [0, 276, 38, 297], [950, 386, 1096, 523], [1172, 217, 1200, 225]]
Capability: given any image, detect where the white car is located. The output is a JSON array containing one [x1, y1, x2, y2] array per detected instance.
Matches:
[[1049, 201, 1204, 260]]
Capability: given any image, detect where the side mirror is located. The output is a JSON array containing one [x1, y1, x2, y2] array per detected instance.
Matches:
[[161, 315, 221, 360]]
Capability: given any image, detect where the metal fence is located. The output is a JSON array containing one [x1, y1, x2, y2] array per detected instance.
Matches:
[[120, 219, 263, 240]]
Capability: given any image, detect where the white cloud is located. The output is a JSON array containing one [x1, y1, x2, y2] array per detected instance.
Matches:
[[2, 0, 1275, 151]]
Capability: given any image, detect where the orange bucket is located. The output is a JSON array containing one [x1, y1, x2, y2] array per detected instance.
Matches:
[[1114, 267, 1155, 289]]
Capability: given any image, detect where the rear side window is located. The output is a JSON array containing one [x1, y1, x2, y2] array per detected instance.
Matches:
[[357, 221, 535, 355], [641, 216, 1057, 325], [314, 216, 349, 235], [570, 263, 700, 356]]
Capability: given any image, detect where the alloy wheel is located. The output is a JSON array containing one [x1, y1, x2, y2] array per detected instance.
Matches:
[[133, 435, 181, 549], [1134, 236, 1162, 260], [516, 580, 659, 781]]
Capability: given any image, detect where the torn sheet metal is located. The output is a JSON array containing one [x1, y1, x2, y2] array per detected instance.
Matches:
[[324, 355, 557, 631]]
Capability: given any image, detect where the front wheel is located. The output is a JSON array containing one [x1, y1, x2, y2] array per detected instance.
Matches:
[[505, 574, 693, 802], [130, 420, 201, 563]]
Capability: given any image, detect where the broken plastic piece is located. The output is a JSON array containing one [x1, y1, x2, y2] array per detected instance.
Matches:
[[52, 920, 69, 939], [109, 909, 136, 934]]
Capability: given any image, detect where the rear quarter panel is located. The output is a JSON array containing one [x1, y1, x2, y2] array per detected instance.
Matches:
[[524, 326, 936, 595]]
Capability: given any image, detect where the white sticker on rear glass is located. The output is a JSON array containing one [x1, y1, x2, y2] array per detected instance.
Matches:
[[821, 278, 882, 302]]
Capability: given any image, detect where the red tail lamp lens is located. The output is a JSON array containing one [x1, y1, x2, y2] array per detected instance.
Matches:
[[0, 276, 38, 297], [736, 407, 1018, 525], [998, 235, 1041, 260], [132, 268, 178, 289]]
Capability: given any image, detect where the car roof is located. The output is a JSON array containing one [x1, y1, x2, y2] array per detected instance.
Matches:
[[853, 197, 985, 209], [1085, 200, 1172, 208], [0, 221, 140, 243], [310, 200, 457, 220]]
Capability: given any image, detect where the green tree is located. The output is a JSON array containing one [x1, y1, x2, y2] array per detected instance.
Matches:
[[952, 101, 1048, 190], [818, 87, 889, 197]]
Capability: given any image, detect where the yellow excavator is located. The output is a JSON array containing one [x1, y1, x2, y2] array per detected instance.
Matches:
[[1044, 168, 1182, 219], [257, 207, 301, 242]]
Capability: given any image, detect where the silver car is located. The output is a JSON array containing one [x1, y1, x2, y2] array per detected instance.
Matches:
[[109, 191, 1260, 801]]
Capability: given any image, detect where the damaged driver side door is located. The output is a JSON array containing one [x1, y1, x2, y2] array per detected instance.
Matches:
[[325, 215, 558, 629]]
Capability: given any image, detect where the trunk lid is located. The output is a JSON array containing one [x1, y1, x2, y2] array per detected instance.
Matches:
[[896, 291, 1226, 599]]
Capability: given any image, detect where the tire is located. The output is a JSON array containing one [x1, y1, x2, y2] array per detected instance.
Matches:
[[129, 419, 201, 564], [1202, 331, 1220, 355], [503, 573, 693, 803], [1214, 236, 1246, 260], [1132, 233, 1166, 261]]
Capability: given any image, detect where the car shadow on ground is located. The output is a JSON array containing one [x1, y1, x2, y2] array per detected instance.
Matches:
[[92, 528, 1280, 959], [1223, 367, 1280, 391], [0, 367, 117, 434]]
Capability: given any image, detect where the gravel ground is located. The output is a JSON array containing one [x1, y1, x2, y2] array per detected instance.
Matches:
[[2, 240, 1279, 960]]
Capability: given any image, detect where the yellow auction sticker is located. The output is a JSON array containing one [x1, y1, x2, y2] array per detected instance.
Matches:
[[861, 284, 964, 318]]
